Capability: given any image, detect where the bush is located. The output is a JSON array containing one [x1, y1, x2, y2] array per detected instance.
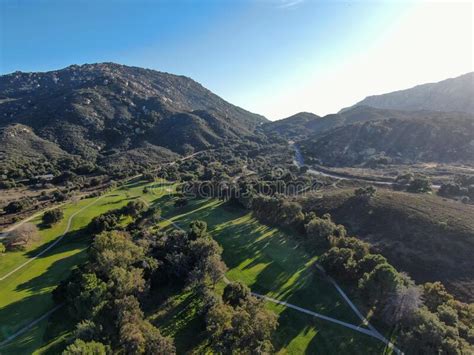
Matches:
[[4, 200, 29, 214], [407, 176, 432, 193], [62, 339, 108, 355], [304, 214, 346, 246], [123, 200, 147, 217], [354, 186, 376, 200], [174, 197, 188, 208], [42, 209, 64, 227]]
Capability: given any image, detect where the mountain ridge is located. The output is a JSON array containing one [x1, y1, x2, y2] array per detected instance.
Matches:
[[0, 62, 267, 178], [342, 72, 474, 114]]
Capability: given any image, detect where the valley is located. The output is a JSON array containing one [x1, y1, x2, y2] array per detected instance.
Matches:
[[0, 64, 473, 354]]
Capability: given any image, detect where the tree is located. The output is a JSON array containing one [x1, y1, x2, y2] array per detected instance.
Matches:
[[356, 253, 387, 277], [279, 201, 304, 227], [188, 220, 208, 240], [90, 231, 145, 275], [42, 209, 64, 227], [0, 243, 5, 254], [4, 200, 29, 214], [422, 282, 454, 312], [141, 321, 176, 354], [108, 266, 146, 298], [113, 296, 175, 355], [319, 247, 356, 280], [399, 308, 463, 354], [331, 237, 370, 259], [62, 339, 108, 355], [5, 223, 40, 250], [53, 190, 68, 202], [304, 215, 346, 246], [381, 285, 422, 325], [407, 176, 432, 193], [437, 304, 459, 327], [123, 200, 147, 217], [89, 210, 121, 234], [174, 197, 188, 208], [62, 271, 108, 321], [359, 263, 404, 305], [354, 186, 377, 201], [206, 296, 277, 354], [223, 282, 251, 307], [187, 237, 227, 287]]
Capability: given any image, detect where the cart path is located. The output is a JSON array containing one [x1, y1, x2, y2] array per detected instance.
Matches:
[[0, 194, 106, 281]]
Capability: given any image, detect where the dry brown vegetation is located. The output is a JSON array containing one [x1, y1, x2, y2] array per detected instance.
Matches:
[[4, 222, 41, 250], [297, 187, 474, 302]]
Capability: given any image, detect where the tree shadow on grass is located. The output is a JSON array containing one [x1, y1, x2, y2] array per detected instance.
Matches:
[[0, 249, 88, 350], [120, 180, 146, 189], [23, 227, 91, 260], [273, 305, 383, 355], [0, 293, 53, 344], [148, 288, 207, 354], [16, 246, 88, 294]]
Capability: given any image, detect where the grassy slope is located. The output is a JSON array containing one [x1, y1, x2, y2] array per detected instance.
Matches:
[[298, 188, 474, 302], [0, 180, 174, 354], [154, 197, 391, 354], [2, 182, 395, 354]]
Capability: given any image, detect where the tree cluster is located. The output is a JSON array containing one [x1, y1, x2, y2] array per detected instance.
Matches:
[[394, 173, 432, 193], [54, 230, 175, 354], [206, 282, 278, 354], [42, 209, 64, 227], [438, 174, 474, 204]]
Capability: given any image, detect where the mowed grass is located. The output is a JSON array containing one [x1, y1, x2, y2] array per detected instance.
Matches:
[[155, 197, 392, 354], [0, 179, 176, 353]]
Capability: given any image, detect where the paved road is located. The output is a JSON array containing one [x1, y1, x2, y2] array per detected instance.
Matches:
[[292, 142, 439, 190]]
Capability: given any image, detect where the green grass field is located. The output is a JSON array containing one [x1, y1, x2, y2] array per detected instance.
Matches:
[[154, 197, 392, 354], [0, 179, 175, 354], [1, 182, 393, 354]]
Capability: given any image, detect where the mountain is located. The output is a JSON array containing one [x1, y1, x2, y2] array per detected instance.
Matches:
[[262, 112, 320, 138], [0, 63, 267, 177], [300, 112, 474, 166], [345, 72, 474, 114], [263, 106, 430, 139]]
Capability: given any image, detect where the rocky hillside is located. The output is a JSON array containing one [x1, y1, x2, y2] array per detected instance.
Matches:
[[300, 112, 474, 166], [0, 63, 266, 176], [346, 72, 474, 114], [263, 106, 427, 140]]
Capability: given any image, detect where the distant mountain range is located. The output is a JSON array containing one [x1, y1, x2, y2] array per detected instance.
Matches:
[[0, 63, 266, 176], [344, 72, 474, 114], [265, 73, 474, 166], [1, 64, 473, 175], [299, 111, 474, 166]]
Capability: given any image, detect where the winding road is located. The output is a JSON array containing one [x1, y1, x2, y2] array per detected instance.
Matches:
[[292, 142, 439, 190], [1, 198, 401, 353]]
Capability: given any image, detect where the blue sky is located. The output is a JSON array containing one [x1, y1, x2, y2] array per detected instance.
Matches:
[[1, 0, 472, 119]]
